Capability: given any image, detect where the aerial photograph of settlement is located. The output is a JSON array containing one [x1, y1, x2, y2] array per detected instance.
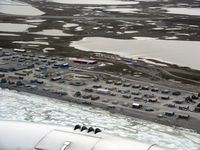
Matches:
[[0, 0, 200, 149]]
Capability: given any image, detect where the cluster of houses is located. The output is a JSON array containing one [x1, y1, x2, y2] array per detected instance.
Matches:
[[0, 48, 199, 121], [70, 79, 200, 119]]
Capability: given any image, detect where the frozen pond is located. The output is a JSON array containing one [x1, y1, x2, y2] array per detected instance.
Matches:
[[26, 20, 46, 23], [0, 88, 200, 150], [0, 23, 36, 32], [13, 41, 49, 45], [63, 23, 79, 28], [31, 29, 73, 36], [47, 0, 139, 5], [105, 8, 140, 13], [166, 8, 200, 16], [0, 0, 45, 16], [70, 37, 200, 70], [0, 33, 19, 36], [0, 0, 26, 5]]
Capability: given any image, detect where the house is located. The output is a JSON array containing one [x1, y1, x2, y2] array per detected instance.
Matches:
[[132, 84, 141, 88], [161, 96, 170, 100], [1, 78, 7, 83], [96, 88, 110, 95], [15, 72, 26, 76], [51, 76, 61, 81], [148, 98, 157, 102], [71, 58, 97, 64], [38, 56, 47, 59], [165, 111, 175, 116], [178, 114, 190, 119], [195, 107, 200, 112], [123, 82, 131, 87], [195, 103, 200, 112], [122, 94, 131, 99], [70, 81, 85, 86], [145, 108, 154, 111], [40, 66, 47, 70], [112, 100, 119, 105], [141, 86, 149, 90], [93, 84, 102, 88], [123, 59, 132, 63], [174, 100, 184, 104], [106, 80, 114, 84], [60, 63, 69, 69], [0, 73, 5, 78], [168, 104, 175, 108], [14, 48, 26, 53], [91, 95, 100, 100], [132, 103, 142, 109], [16, 81, 24, 86], [84, 88, 93, 92], [179, 106, 189, 111], [172, 91, 181, 96]]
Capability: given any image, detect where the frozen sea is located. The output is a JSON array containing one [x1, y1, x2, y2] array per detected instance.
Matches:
[[0, 88, 200, 150]]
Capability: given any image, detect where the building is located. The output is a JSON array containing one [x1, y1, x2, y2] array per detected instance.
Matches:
[[60, 63, 69, 69], [51, 76, 61, 81], [195, 103, 200, 112], [71, 58, 97, 64], [0, 63, 34, 72], [96, 88, 110, 95], [132, 103, 142, 109], [14, 48, 26, 53], [40, 66, 47, 70]]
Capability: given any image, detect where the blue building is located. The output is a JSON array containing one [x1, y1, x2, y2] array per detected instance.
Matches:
[[40, 66, 47, 70], [60, 63, 69, 69]]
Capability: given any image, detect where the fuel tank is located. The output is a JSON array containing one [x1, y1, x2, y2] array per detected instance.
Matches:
[[0, 120, 171, 150]]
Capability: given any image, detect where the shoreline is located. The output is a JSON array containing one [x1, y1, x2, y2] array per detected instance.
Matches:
[[1, 84, 200, 134], [70, 37, 200, 71]]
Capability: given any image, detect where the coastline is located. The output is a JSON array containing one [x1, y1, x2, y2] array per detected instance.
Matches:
[[1, 84, 200, 134]]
